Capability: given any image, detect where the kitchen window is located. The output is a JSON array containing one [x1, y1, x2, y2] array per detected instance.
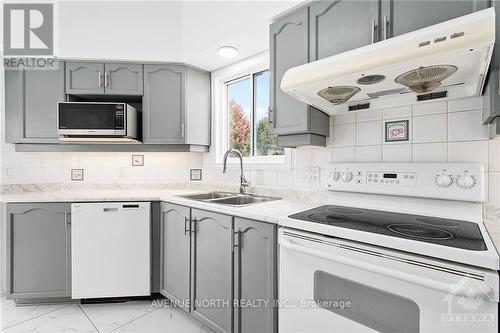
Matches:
[[226, 70, 284, 157]]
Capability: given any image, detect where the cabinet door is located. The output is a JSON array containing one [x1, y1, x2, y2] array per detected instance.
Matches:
[[270, 8, 310, 135], [6, 203, 71, 300], [24, 64, 65, 142], [160, 203, 191, 313], [65, 62, 105, 95], [382, 0, 488, 39], [310, 0, 379, 61], [191, 209, 233, 333], [5, 63, 65, 143], [105, 63, 143, 95], [143, 64, 186, 144], [233, 218, 277, 333]]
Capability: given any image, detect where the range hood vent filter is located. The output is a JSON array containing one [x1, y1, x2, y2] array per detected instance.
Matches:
[[395, 65, 458, 93], [318, 86, 361, 104]]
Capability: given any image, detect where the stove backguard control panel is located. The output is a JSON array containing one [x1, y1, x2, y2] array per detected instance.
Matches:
[[328, 162, 485, 202]]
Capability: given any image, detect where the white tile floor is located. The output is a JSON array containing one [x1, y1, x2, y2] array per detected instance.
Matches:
[[1, 297, 211, 333]]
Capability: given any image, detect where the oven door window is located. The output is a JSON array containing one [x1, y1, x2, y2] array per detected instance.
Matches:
[[314, 270, 420, 333], [59, 103, 118, 130]]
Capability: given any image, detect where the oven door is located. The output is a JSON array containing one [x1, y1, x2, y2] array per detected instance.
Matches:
[[58, 102, 125, 136], [278, 228, 499, 333]]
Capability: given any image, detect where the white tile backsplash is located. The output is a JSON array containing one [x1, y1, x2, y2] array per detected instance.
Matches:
[[448, 141, 489, 170], [332, 147, 355, 162], [448, 110, 489, 142], [448, 96, 483, 113], [356, 109, 382, 122], [489, 141, 500, 172], [356, 121, 382, 146], [383, 105, 412, 120], [412, 101, 447, 116], [413, 143, 447, 162], [333, 113, 356, 125], [382, 144, 412, 162], [355, 145, 382, 162], [332, 123, 356, 147], [413, 114, 447, 143]]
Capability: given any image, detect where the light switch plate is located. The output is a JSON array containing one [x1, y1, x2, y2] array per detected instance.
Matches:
[[132, 154, 144, 166], [71, 169, 84, 181], [190, 169, 202, 181]]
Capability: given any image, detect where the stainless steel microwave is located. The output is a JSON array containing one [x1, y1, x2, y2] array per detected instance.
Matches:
[[58, 102, 139, 141]]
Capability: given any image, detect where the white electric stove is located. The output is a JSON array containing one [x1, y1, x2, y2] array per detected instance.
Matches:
[[278, 162, 499, 333]]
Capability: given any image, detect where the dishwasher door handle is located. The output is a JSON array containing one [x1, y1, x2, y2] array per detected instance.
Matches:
[[103, 208, 119, 212], [280, 236, 496, 301]]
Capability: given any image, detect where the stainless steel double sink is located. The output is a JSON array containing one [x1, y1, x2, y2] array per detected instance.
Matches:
[[178, 191, 281, 207]]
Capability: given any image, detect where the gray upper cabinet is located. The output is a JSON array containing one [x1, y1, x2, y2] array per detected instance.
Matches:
[[233, 218, 277, 333], [105, 63, 143, 96], [66, 62, 105, 95], [5, 61, 65, 144], [65, 62, 143, 95], [381, 0, 489, 39], [191, 209, 233, 333], [160, 203, 191, 313], [310, 0, 379, 61], [143, 65, 210, 145], [6, 203, 71, 301], [270, 7, 329, 146]]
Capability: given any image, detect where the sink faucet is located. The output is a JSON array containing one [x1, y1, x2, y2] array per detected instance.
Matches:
[[222, 147, 250, 194]]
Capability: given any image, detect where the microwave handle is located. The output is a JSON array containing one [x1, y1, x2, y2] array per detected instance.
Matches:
[[280, 235, 497, 301], [98, 72, 103, 87]]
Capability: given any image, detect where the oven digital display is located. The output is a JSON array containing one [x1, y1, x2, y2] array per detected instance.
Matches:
[[383, 173, 397, 179]]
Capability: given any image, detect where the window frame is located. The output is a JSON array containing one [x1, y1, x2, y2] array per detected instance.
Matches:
[[211, 51, 292, 171]]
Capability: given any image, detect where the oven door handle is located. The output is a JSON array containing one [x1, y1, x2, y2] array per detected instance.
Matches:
[[280, 236, 496, 301]]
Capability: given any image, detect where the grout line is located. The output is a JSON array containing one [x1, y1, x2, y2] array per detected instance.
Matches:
[[1, 303, 73, 330], [107, 306, 161, 333], [78, 304, 101, 333]]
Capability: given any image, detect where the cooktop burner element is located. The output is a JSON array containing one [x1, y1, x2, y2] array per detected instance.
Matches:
[[387, 224, 453, 240], [288, 205, 486, 251]]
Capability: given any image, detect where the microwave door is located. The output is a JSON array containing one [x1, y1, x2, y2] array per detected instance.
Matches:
[[58, 103, 125, 136]]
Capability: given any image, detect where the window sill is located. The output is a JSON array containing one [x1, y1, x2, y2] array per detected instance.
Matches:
[[215, 152, 292, 171]]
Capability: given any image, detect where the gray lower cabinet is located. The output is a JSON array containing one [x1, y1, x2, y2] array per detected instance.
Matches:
[[270, 7, 329, 147], [66, 62, 105, 95], [143, 65, 210, 145], [381, 0, 489, 39], [309, 0, 379, 61], [6, 203, 71, 301], [233, 218, 277, 333], [191, 209, 233, 333], [5, 62, 65, 143], [160, 202, 191, 312]]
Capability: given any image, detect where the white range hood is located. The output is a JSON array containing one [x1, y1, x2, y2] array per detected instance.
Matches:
[[281, 8, 495, 114]]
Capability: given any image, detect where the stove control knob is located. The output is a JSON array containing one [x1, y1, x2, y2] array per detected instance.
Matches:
[[456, 174, 476, 189], [435, 174, 453, 188], [342, 172, 353, 183], [329, 171, 341, 182]]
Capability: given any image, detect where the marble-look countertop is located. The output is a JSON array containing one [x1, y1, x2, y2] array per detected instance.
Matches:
[[1, 188, 323, 225]]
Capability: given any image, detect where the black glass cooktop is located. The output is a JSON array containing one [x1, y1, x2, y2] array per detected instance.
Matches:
[[288, 205, 486, 251]]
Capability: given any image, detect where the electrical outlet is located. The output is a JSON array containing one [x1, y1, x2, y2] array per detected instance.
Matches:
[[301, 167, 321, 183]]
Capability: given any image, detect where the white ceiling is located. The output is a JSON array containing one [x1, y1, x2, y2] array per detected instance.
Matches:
[[58, 1, 303, 71]]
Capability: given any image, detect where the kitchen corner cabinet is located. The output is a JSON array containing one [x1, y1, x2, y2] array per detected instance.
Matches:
[[191, 209, 233, 333], [5, 62, 65, 144], [143, 65, 210, 145], [233, 218, 277, 333], [160, 202, 191, 313], [65, 62, 143, 96], [381, 0, 489, 39], [6, 203, 71, 302], [270, 7, 330, 147]]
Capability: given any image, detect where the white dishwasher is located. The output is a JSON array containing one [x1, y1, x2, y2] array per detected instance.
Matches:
[[71, 202, 150, 299]]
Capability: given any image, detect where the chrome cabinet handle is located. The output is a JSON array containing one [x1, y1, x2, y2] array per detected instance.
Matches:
[[191, 218, 197, 234], [383, 16, 389, 40], [104, 72, 109, 87], [181, 123, 185, 139], [371, 20, 377, 43], [184, 217, 189, 235], [64, 211, 71, 229], [233, 231, 240, 249], [98, 71, 102, 87], [268, 107, 273, 125]]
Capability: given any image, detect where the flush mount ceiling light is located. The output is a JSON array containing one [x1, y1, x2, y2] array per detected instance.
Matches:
[[218, 46, 238, 58]]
